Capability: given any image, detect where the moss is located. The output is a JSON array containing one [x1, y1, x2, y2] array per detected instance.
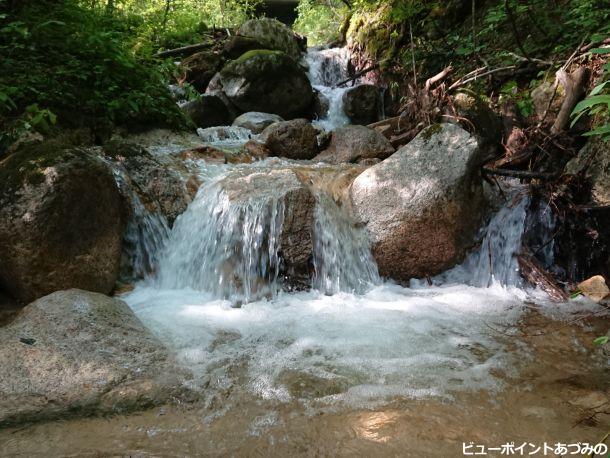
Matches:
[[231, 49, 284, 65], [421, 123, 443, 141]]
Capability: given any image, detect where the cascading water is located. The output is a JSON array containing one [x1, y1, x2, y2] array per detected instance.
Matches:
[[305, 47, 353, 131]]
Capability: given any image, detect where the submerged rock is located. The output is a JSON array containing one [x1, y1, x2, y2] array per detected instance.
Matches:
[[181, 94, 233, 128], [237, 18, 304, 61], [314, 125, 394, 164], [232, 111, 284, 134], [342, 84, 380, 125], [260, 119, 319, 160], [350, 123, 487, 281], [219, 50, 313, 119], [0, 143, 124, 303], [0, 289, 189, 426]]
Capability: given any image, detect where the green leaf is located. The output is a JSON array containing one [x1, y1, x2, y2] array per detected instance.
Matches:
[[590, 81, 610, 96], [583, 124, 610, 137], [589, 48, 610, 54], [593, 336, 609, 346]]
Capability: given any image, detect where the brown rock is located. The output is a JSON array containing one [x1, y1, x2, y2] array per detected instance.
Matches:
[[314, 125, 394, 164], [0, 143, 124, 303], [578, 275, 610, 303], [260, 119, 319, 160], [179, 50, 225, 92]]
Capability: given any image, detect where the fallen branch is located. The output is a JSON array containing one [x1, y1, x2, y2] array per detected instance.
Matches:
[[334, 64, 380, 88], [517, 253, 569, 302], [424, 66, 453, 92], [551, 66, 589, 134], [448, 66, 516, 91], [155, 41, 211, 59], [506, 51, 553, 66], [481, 165, 557, 181]]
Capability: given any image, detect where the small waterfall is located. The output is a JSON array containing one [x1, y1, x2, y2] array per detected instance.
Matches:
[[305, 47, 352, 131], [197, 126, 255, 150], [313, 192, 380, 294], [156, 181, 285, 304], [109, 164, 170, 280], [438, 184, 529, 287]]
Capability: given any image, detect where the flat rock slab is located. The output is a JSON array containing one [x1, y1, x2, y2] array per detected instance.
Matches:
[[0, 289, 190, 426]]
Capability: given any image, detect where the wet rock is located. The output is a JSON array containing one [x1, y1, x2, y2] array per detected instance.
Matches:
[[314, 90, 330, 119], [242, 139, 270, 160], [314, 125, 394, 164], [350, 123, 487, 281], [178, 50, 225, 92], [0, 142, 124, 303], [219, 50, 313, 119], [260, 119, 319, 160], [181, 95, 232, 128], [565, 137, 610, 206], [0, 289, 189, 426], [104, 138, 193, 224], [237, 18, 303, 61], [232, 111, 284, 134], [342, 84, 380, 125], [220, 169, 316, 290], [577, 275, 610, 303]]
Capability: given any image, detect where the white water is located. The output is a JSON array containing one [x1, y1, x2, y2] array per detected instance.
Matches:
[[124, 168, 534, 407], [305, 47, 353, 131]]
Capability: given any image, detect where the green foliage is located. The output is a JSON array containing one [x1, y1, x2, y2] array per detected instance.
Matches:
[[0, 0, 187, 153], [571, 48, 610, 140], [500, 80, 535, 119], [593, 336, 609, 346], [293, 0, 349, 45]]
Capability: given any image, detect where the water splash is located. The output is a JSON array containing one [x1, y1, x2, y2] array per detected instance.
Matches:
[[313, 192, 380, 294], [305, 47, 352, 131], [156, 180, 285, 305], [109, 164, 170, 280]]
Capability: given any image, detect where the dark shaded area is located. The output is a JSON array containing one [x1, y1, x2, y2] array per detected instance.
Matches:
[[256, 1, 299, 25]]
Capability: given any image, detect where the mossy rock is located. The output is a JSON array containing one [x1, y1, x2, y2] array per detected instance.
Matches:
[[237, 18, 304, 60], [219, 50, 313, 119], [179, 50, 225, 92]]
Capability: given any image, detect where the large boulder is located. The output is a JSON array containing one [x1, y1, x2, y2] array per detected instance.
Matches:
[[237, 18, 304, 61], [350, 123, 487, 281], [260, 119, 319, 160], [180, 94, 233, 128], [565, 137, 610, 206], [0, 289, 188, 426], [218, 50, 313, 119], [314, 125, 394, 164], [178, 50, 225, 92], [0, 142, 124, 304], [232, 111, 284, 134], [342, 84, 380, 125], [223, 35, 265, 60], [450, 91, 503, 154]]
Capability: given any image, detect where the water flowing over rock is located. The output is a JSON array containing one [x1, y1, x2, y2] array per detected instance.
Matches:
[[342, 84, 381, 125], [157, 168, 316, 303], [219, 50, 313, 119], [237, 18, 304, 61], [180, 95, 233, 128], [260, 119, 319, 160], [350, 123, 487, 281], [305, 47, 352, 131], [0, 144, 124, 303], [232, 111, 284, 134], [0, 290, 188, 426], [314, 125, 394, 164]]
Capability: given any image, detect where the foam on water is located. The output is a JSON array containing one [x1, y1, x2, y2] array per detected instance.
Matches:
[[123, 178, 538, 407]]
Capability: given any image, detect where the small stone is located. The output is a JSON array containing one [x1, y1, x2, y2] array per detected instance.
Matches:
[[578, 275, 610, 303]]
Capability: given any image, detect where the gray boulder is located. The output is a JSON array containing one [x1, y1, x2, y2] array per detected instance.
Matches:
[[178, 50, 225, 92], [181, 94, 233, 128], [237, 18, 304, 61], [314, 125, 394, 164], [0, 289, 189, 426], [260, 119, 319, 160], [343, 84, 380, 125], [0, 143, 124, 304], [350, 123, 487, 281], [232, 111, 284, 134], [219, 50, 313, 119]]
